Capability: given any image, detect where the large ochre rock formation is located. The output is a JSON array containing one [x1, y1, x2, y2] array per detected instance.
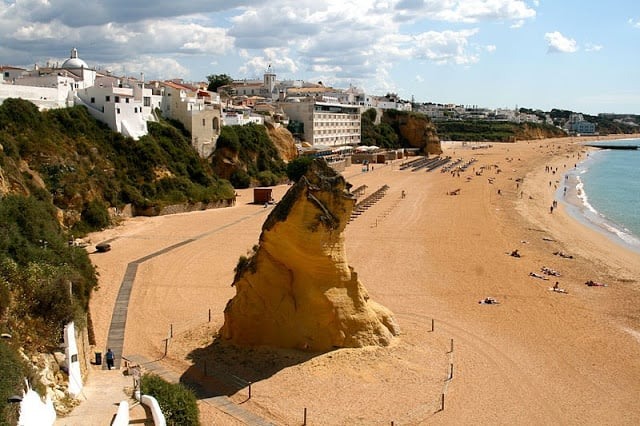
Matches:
[[220, 159, 400, 351], [381, 111, 442, 155]]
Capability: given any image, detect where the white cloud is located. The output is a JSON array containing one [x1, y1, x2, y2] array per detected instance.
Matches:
[[0, 0, 518, 86], [105, 56, 190, 80], [423, 0, 537, 24], [629, 18, 640, 28], [486, 44, 497, 53], [413, 29, 481, 65], [585, 43, 603, 52], [544, 31, 577, 53], [239, 48, 299, 76]]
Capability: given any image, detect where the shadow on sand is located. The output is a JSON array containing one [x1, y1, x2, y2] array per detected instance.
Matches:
[[180, 337, 324, 400]]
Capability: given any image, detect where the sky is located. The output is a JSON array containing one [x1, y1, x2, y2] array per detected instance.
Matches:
[[1, 0, 639, 115]]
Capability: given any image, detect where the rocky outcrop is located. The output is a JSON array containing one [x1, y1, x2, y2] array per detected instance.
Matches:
[[265, 123, 298, 162], [220, 159, 399, 351], [515, 123, 566, 140], [382, 111, 442, 155]]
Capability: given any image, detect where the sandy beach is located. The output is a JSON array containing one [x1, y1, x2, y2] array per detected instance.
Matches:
[[84, 134, 640, 425]]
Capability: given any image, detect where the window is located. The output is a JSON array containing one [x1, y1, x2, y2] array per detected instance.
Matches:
[[116, 108, 120, 114], [134, 107, 137, 113], [105, 95, 110, 102], [114, 96, 120, 103], [90, 97, 95, 103], [125, 98, 130, 103], [202, 118, 206, 126], [144, 97, 151, 107]]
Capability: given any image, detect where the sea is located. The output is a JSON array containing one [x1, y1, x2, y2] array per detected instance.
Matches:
[[560, 138, 640, 254]]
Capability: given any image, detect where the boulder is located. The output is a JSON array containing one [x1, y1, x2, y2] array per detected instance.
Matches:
[[220, 158, 399, 351]]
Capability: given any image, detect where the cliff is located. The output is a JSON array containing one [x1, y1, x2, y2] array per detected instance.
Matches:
[[266, 122, 298, 162], [220, 159, 400, 351], [382, 110, 442, 155], [210, 123, 291, 188]]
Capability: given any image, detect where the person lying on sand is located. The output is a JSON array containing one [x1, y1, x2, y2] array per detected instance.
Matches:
[[553, 251, 574, 259], [549, 283, 568, 294], [529, 272, 549, 280], [479, 297, 499, 305], [510, 249, 521, 258], [585, 280, 608, 287], [541, 266, 560, 276]]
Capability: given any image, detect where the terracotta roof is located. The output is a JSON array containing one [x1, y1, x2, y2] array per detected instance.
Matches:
[[161, 80, 195, 91]]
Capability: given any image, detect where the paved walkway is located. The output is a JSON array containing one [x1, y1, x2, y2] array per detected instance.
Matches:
[[54, 367, 149, 426], [126, 354, 274, 426]]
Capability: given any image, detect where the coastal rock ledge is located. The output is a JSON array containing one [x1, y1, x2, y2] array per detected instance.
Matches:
[[220, 159, 400, 351]]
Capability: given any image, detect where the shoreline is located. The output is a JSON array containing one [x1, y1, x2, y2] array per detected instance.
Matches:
[[559, 149, 640, 255], [78, 133, 640, 425]]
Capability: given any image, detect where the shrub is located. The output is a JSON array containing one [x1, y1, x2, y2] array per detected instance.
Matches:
[[0, 342, 26, 425], [81, 199, 111, 230], [286, 156, 313, 183], [141, 373, 199, 426], [256, 170, 279, 187], [230, 170, 251, 189], [216, 127, 240, 152]]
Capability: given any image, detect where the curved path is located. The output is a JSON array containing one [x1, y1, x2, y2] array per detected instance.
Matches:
[[101, 206, 273, 423], [105, 207, 269, 369]]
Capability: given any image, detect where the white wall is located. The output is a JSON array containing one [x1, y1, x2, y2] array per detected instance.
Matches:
[[64, 322, 83, 397]]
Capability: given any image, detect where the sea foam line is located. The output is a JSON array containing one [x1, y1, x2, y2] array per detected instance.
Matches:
[[574, 174, 640, 249], [575, 176, 598, 215]]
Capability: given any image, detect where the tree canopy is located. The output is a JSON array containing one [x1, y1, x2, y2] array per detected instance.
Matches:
[[206, 74, 233, 92]]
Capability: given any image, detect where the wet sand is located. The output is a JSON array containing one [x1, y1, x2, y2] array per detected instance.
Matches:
[[85, 134, 640, 425]]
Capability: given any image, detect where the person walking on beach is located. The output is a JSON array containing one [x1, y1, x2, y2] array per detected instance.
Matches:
[[106, 348, 114, 370]]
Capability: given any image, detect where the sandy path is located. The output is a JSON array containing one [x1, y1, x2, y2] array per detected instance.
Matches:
[[85, 135, 640, 425]]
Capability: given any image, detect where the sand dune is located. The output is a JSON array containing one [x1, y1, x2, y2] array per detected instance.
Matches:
[[87, 135, 640, 425]]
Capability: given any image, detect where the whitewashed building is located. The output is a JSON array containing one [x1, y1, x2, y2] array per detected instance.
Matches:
[[280, 97, 361, 146], [75, 74, 154, 140], [157, 80, 222, 157]]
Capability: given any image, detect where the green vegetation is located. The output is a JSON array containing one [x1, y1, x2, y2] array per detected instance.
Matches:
[[206, 74, 233, 93], [0, 98, 235, 232], [0, 195, 97, 350], [0, 341, 27, 425], [0, 194, 94, 424], [285, 156, 313, 183], [141, 373, 200, 426], [233, 245, 259, 282], [0, 98, 239, 422], [435, 120, 565, 142], [360, 108, 400, 148], [214, 123, 287, 188]]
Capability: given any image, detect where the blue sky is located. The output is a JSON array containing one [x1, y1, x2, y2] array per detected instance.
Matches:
[[1, 0, 638, 114]]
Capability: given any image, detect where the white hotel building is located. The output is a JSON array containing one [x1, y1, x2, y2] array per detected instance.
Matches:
[[279, 97, 361, 147]]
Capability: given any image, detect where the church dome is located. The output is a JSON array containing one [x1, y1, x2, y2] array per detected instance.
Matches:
[[61, 48, 88, 69]]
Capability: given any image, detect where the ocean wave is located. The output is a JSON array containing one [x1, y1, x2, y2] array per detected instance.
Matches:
[[573, 175, 640, 251], [600, 222, 640, 247], [575, 176, 598, 214]]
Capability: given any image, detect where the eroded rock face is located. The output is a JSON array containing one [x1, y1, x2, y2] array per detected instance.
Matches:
[[220, 159, 399, 351]]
